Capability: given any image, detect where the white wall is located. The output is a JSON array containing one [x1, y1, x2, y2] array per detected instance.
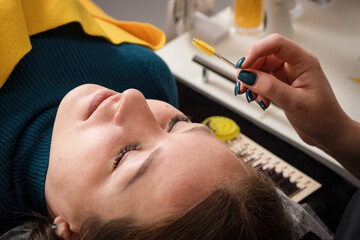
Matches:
[[92, 0, 232, 31]]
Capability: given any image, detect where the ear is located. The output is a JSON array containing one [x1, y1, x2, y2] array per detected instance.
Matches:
[[53, 216, 76, 240]]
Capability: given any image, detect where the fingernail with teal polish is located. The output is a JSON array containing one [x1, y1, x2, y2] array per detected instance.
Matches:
[[238, 70, 257, 86], [245, 89, 253, 102], [234, 81, 241, 96], [235, 57, 245, 68], [258, 99, 267, 110]]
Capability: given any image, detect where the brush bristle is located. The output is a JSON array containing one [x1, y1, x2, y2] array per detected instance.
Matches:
[[192, 38, 215, 56]]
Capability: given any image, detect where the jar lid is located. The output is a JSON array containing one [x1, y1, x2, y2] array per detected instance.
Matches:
[[201, 116, 240, 141]]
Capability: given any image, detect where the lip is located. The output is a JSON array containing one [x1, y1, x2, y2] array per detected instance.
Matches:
[[86, 89, 117, 119]]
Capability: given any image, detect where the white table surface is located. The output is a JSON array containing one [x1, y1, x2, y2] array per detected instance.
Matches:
[[157, 0, 360, 187]]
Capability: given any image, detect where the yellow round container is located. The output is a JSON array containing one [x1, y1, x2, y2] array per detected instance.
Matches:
[[202, 116, 240, 141]]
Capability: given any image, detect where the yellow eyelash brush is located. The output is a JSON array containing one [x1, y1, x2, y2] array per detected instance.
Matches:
[[192, 38, 236, 68]]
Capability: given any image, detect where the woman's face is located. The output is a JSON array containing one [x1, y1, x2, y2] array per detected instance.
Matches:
[[45, 84, 247, 230]]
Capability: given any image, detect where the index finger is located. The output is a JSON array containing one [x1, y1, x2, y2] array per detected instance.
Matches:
[[241, 34, 312, 69]]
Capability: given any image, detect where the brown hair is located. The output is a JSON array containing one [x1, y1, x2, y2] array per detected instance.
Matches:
[[26, 213, 58, 240], [29, 167, 293, 240]]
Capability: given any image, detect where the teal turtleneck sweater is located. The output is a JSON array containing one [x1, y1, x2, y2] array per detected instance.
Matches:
[[0, 23, 178, 235]]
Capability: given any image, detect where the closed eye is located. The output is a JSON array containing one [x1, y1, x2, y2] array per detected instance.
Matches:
[[113, 115, 190, 170], [166, 114, 191, 132], [113, 143, 140, 169]]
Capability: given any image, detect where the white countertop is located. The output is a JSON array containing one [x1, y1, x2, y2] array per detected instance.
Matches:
[[157, 0, 360, 187]]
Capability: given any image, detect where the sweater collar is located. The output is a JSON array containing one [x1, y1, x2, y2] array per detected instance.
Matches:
[[11, 108, 56, 217]]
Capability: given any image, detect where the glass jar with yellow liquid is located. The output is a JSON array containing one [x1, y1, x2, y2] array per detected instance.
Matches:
[[233, 0, 263, 34]]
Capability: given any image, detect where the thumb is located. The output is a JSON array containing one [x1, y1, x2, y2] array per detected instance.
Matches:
[[237, 69, 295, 108]]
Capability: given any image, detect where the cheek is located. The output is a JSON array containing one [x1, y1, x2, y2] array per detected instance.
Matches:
[[52, 123, 120, 171], [55, 96, 87, 128], [76, 126, 121, 158], [50, 129, 117, 194]]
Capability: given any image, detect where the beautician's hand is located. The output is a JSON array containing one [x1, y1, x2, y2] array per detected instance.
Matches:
[[235, 34, 360, 179]]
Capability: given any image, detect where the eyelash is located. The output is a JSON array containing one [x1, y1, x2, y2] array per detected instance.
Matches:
[[113, 143, 140, 168], [113, 115, 191, 169], [166, 115, 191, 132]]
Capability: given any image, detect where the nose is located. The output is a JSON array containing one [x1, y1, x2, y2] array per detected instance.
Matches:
[[114, 89, 161, 136]]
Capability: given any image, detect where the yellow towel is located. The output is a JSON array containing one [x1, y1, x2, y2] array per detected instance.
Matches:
[[0, 0, 166, 88]]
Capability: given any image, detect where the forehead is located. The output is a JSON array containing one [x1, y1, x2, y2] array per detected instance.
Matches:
[[103, 126, 247, 223], [156, 131, 245, 187], [140, 132, 245, 214]]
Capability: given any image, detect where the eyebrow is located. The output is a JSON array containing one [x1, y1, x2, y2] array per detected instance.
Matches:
[[184, 124, 213, 135], [123, 148, 160, 190], [123, 124, 213, 190]]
